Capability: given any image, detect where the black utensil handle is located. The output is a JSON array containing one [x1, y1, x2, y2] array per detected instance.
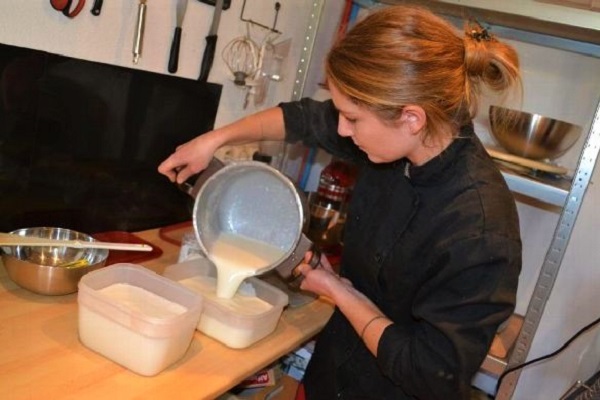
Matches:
[[198, 34, 217, 82], [91, 0, 103, 15], [196, 0, 231, 10], [168, 27, 182, 73]]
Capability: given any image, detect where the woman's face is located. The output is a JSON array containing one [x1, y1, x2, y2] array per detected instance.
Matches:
[[329, 83, 420, 164]]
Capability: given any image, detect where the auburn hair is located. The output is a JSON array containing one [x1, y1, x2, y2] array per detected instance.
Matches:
[[325, 5, 521, 142]]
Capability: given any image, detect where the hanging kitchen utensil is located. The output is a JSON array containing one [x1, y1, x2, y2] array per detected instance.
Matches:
[[0, 232, 153, 252], [239, 0, 281, 34], [196, 0, 230, 9], [132, 0, 147, 64], [168, 0, 188, 73], [252, 37, 290, 106], [90, 0, 103, 15], [221, 30, 260, 86], [221, 30, 259, 109], [232, 1, 284, 107], [198, 0, 224, 82], [250, 39, 274, 106], [266, 38, 291, 82], [50, 0, 86, 18]]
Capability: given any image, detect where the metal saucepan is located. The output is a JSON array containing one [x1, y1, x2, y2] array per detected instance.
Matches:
[[181, 159, 319, 283]]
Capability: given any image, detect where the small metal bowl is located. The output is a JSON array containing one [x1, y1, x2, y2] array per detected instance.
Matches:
[[489, 106, 582, 160], [1, 227, 109, 295]]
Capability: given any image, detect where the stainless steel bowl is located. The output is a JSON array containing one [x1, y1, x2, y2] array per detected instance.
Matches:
[[1, 227, 109, 295], [489, 106, 582, 160]]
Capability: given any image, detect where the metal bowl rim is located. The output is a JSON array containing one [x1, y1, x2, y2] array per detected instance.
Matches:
[[2, 227, 109, 266], [489, 105, 579, 127]]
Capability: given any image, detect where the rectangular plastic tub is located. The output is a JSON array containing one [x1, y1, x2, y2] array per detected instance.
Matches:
[[163, 258, 288, 349], [77, 263, 203, 376]]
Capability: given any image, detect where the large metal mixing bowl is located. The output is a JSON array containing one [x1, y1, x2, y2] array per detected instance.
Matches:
[[1, 227, 109, 295], [489, 105, 582, 160]]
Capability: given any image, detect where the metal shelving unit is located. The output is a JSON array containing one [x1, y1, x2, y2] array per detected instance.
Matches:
[[496, 98, 600, 399]]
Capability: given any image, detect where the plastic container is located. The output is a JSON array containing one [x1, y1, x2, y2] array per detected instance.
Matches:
[[163, 258, 289, 349], [178, 230, 203, 262], [77, 263, 203, 376]]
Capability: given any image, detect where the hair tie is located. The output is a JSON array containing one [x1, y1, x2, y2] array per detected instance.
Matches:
[[466, 20, 494, 42]]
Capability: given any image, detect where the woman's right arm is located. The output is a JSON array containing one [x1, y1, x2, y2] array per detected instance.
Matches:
[[158, 106, 285, 184]]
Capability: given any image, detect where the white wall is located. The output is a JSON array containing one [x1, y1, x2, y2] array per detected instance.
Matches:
[[0, 0, 313, 145]]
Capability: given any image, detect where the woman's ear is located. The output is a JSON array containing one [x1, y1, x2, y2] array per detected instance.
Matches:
[[399, 105, 426, 136]]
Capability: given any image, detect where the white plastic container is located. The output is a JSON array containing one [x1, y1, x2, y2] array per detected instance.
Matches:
[[77, 263, 203, 376], [163, 258, 288, 349]]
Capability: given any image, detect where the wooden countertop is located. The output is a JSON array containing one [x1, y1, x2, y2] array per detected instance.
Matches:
[[0, 226, 334, 400]]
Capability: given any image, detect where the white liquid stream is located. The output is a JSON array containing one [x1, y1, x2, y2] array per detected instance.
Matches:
[[209, 232, 285, 299], [180, 275, 272, 315]]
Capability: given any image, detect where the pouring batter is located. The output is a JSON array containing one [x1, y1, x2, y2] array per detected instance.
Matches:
[[209, 232, 285, 298]]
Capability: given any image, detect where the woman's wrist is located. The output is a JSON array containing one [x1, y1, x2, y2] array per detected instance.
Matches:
[[361, 315, 387, 339]]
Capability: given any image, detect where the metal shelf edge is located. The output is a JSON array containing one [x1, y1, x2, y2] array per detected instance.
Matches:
[[501, 171, 568, 207], [481, 353, 509, 377]]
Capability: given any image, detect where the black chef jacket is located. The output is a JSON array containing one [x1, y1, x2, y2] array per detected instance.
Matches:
[[279, 99, 522, 400]]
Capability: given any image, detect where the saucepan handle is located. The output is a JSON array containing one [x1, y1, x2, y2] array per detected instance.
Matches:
[[286, 246, 322, 290], [275, 233, 321, 289], [177, 157, 225, 198]]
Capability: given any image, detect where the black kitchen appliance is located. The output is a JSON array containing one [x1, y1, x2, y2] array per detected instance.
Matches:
[[0, 43, 222, 233]]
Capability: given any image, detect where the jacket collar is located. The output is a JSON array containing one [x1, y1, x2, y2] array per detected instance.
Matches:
[[404, 124, 474, 185]]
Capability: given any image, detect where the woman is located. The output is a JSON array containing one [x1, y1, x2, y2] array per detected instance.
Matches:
[[159, 5, 522, 400]]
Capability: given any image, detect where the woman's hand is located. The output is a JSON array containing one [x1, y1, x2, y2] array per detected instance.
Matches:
[[158, 132, 221, 184], [158, 107, 286, 184], [296, 251, 352, 298], [297, 252, 391, 356]]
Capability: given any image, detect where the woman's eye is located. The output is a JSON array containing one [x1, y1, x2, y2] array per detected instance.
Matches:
[[345, 116, 357, 123]]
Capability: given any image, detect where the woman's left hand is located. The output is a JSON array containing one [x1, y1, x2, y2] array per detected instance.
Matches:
[[296, 251, 353, 298]]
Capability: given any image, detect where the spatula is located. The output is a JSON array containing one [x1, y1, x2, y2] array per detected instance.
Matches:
[[0, 232, 153, 252]]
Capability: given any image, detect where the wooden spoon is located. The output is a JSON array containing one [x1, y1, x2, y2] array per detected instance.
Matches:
[[0, 233, 153, 252]]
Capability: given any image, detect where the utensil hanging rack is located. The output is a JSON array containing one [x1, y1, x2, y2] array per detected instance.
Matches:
[[240, 0, 282, 34]]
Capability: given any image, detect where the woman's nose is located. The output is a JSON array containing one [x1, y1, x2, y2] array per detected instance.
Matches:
[[338, 118, 352, 137]]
